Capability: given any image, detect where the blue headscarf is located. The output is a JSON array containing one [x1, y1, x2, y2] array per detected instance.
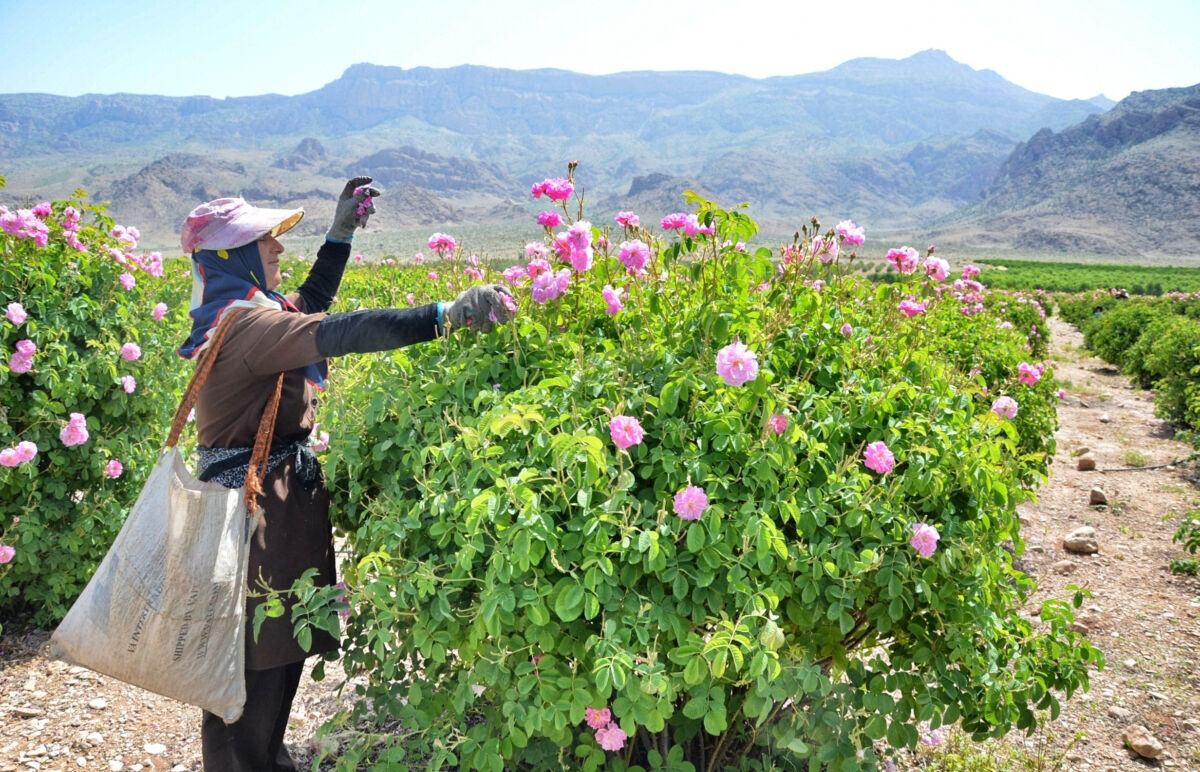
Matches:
[[178, 241, 327, 390]]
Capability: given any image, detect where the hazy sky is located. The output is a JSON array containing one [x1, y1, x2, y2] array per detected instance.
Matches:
[[3, 0, 1198, 102]]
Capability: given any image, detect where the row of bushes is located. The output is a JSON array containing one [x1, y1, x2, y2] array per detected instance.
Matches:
[[1061, 291, 1200, 430]]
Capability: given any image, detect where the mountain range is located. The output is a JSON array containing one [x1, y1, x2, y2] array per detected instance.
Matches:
[[1, 50, 1195, 257]]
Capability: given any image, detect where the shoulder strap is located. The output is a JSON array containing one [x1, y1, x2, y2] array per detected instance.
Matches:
[[166, 309, 245, 449], [164, 309, 286, 512]]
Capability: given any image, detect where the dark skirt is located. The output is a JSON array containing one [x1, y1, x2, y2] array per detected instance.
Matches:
[[244, 456, 339, 670]]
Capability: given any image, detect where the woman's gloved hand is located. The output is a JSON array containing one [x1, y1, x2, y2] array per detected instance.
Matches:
[[327, 176, 382, 242], [445, 285, 515, 333]]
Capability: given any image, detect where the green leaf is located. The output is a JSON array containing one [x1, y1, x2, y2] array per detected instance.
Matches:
[[554, 583, 585, 622]]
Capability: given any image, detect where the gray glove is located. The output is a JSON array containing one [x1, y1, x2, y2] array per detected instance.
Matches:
[[446, 284, 514, 334], [327, 176, 381, 242]]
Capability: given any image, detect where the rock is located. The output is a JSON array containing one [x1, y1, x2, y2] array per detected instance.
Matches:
[[1071, 446, 1091, 457], [1063, 526, 1099, 554], [1183, 718, 1199, 732], [1122, 724, 1164, 759], [1068, 621, 1090, 634], [1123, 658, 1137, 668], [109, 761, 124, 772], [1099, 413, 1111, 423], [26, 746, 46, 757], [1108, 705, 1133, 720], [144, 744, 166, 755], [1051, 560, 1078, 575], [1089, 487, 1108, 505], [88, 698, 108, 710], [1077, 454, 1097, 471], [11, 706, 44, 718], [84, 732, 104, 746], [1080, 400, 1090, 408]]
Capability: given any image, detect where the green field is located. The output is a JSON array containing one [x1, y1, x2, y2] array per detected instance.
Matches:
[[972, 257, 1200, 294]]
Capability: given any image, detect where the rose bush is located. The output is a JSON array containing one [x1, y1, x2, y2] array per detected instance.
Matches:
[[277, 177, 1097, 771], [0, 182, 189, 626]]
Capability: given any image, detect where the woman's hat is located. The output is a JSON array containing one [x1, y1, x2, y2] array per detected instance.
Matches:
[[181, 197, 304, 253]]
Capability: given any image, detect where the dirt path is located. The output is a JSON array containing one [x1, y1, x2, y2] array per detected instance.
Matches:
[[2, 316, 1199, 771]]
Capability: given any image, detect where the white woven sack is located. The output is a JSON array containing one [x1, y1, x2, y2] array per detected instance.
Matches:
[[50, 447, 252, 722]]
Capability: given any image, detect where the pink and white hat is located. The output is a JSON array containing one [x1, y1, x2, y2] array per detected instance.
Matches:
[[180, 197, 304, 253]]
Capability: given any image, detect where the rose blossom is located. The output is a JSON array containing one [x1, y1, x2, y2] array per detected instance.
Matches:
[[768, 413, 788, 435], [5, 302, 26, 324], [673, 485, 708, 520], [618, 239, 650, 275], [863, 441, 895, 475], [60, 413, 89, 447], [537, 211, 562, 227], [595, 724, 628, 752], [151, 302, 168, 321], [885, 247, 920, 274], [898, 298, 927, 317], [105, 459, 124, 478], [601, 284, 625, 315], [0, 544, 14, 564], [835, 219, 865, 245], [910, 523, 940, 557], [715, 340, 759, 387], [120, 375, 136, 394], [991, 396, 1018, 419], [615, 211, 640, 228], [427, 233, 457, 255], [608, 415, 644, 450], [923, 256, 949, 282], [120, 342, 142, 361], [585, 707, 611, 730]]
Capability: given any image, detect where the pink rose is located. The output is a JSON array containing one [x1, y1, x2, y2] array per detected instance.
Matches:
[[151, 302, 168, 321], [715, 340, 759, 386], [673, 485, 708, 520], [120, 375, 137, 394], [0, 544, 15, 564], [991, 396, 1018, 419], [536, 211, 562, 227], [585, 707, 611, 730], [602, 284, 625, 315], [5, 302, 26, 324], [835, 220, 865, 246], [608, 415, 644, 450], [910, 523, 940, 558], [617, 239, 650, 275], [615, 211, 640, 228], [120, 342, 142, 361], [105, 459, 124, 478], [863, 441, 895, 475], [60, 413, 90, 447], [768, 413, 788, 435], [595, 724, 628, 752], [15, 441, 37, 463]]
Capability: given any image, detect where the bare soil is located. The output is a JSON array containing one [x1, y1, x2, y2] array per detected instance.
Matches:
[[2, 316, 1199, 771]]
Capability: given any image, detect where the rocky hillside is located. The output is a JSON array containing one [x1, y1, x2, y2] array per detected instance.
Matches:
[[933, 85, 1200, 256], [0, 51, 1118, 249]]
